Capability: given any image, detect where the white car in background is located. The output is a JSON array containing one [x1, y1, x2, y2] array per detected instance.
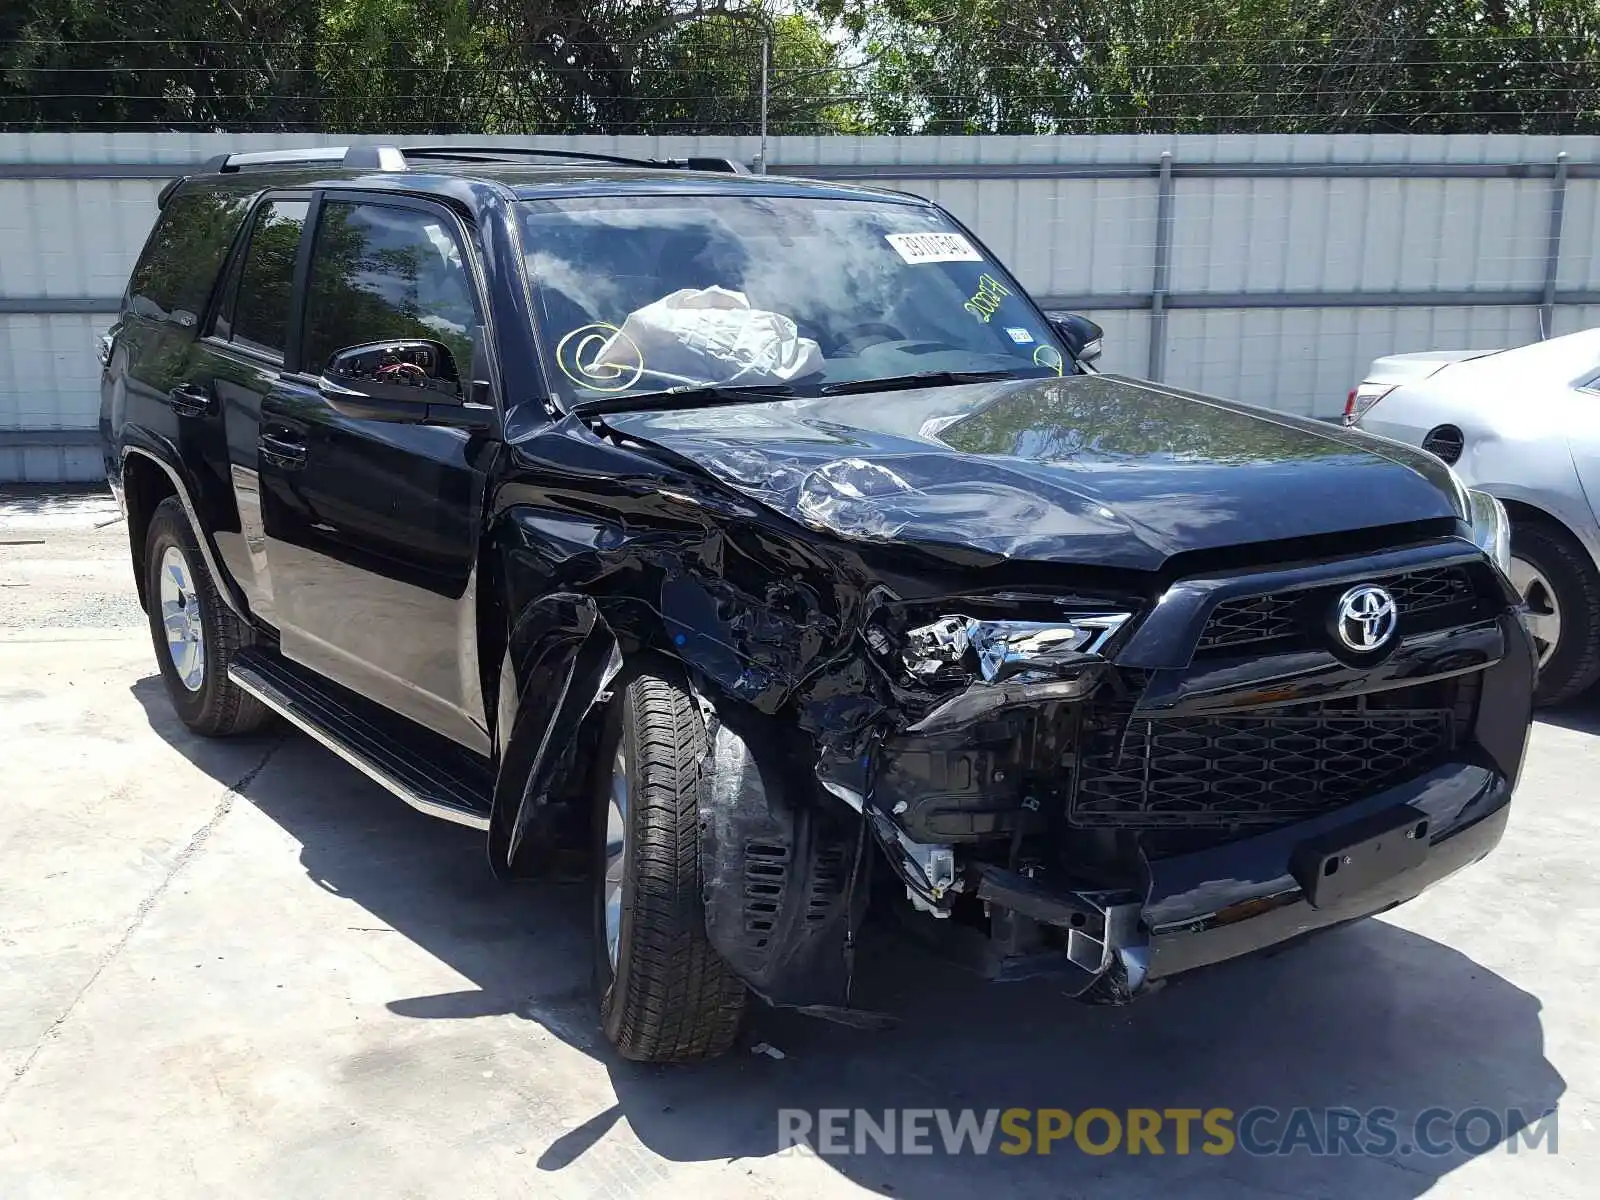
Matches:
[[1347, 327, 1600, 704]]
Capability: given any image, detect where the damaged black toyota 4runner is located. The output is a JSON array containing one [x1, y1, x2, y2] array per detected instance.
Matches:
[[102, 145, 1536, 1062]]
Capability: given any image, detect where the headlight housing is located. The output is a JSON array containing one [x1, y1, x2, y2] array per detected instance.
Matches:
[[1465, 487, 1511, 576], [900, 613, 1130, 685]]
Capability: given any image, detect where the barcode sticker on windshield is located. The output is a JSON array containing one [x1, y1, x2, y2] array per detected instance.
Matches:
[[885, 232, 984, 264]]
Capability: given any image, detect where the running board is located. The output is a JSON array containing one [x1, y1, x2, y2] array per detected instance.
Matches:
[[229, 648, 494, 831]]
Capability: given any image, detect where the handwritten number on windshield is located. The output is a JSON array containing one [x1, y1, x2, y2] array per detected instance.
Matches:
[[964, 274, 1012, 323]]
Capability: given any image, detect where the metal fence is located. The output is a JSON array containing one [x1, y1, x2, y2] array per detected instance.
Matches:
[[5, 131, 1600, 483]]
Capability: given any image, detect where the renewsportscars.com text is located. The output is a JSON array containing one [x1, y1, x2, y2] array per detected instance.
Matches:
[[777, 1106, 1558, 1158]]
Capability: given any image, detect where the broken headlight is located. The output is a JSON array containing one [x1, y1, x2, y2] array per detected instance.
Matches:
[[900, 613, 1131, 685]]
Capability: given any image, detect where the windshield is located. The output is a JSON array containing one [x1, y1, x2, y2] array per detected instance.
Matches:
[[517, 194, 1068, 406]]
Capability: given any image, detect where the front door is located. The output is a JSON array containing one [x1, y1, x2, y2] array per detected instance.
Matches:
[[258, 194, 495, 754]]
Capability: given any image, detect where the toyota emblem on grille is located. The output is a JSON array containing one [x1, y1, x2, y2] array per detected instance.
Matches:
[[1334, 584, 1398, 652]]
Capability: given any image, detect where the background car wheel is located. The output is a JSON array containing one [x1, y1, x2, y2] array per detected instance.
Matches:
[[1508, 519, 1600, 706], [592, 668, 746, 1062], [143, 497, 271, 736]]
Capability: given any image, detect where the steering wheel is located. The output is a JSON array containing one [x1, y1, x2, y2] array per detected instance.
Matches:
[[834, 321, 908, 354], [376, 360, 429, 384]]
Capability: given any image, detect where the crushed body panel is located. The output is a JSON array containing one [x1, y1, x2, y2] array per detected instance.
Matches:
[[484, 388, 1534, 1009]]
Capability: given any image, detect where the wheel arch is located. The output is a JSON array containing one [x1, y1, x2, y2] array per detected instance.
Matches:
[[1497, 494, 1600, 564], [120, 446, 251, 619], [487, 596, 863, 1011], [120, 450, 177, 612], [478, 493, 874, 1011], [486, 592, 622, 879], [1497, 496, 1600, 704]]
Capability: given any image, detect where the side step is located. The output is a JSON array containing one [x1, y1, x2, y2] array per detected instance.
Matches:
[[229, 648, 494, 830]]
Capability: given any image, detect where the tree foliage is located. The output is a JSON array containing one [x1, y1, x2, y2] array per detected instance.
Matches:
[[820, 0, 1600, 134], [1, 1, 852, 132], [3, 0, 1598, 134]]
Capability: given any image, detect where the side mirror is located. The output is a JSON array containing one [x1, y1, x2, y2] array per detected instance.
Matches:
[[1046, 312, 1103, 365], [318, 339, 493, 429]]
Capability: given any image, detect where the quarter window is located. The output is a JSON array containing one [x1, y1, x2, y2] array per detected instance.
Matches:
[[126, 191, 249, 326], [230, 199, 310, 356], [302, 200, 478, 376]]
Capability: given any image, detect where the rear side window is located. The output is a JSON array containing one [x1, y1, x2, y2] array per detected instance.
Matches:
[[230, 200, 310, 356], [302, 200, 478, 374], [126, 191, 248, 326]]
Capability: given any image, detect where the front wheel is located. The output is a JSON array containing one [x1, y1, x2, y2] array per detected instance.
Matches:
[[592, 668, 746, 1062]]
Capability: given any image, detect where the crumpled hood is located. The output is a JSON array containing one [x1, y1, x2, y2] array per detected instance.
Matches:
[[600, 373, 1464, 570]]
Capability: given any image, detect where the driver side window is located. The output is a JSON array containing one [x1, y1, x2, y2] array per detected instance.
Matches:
[[302, 199, 479, 378]]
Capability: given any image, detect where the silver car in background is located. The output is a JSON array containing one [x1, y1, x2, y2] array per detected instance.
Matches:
[[1348, 327, 1600, 705]]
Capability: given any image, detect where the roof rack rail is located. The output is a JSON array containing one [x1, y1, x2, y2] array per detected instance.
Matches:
[[193, 143, 749, 178], [200, 145, 409, 174], [398, 145, 749, 174]]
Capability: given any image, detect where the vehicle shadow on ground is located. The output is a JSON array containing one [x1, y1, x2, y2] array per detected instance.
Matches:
[[1534, 689, 1600, 735], [133, 675, 1565, 1200]]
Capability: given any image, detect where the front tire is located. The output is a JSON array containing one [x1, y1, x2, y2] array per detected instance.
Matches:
[[143, 497, 271, 736], [1509, 518, 1600, 706], [592, 668, 746, 1062]]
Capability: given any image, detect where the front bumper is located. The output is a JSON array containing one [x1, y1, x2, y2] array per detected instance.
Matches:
[[963, 760, 1514, 1000], [885, 553, 1537, 1001], [1144, 770, 1510, 983], [876, 537, 1536, 1004]]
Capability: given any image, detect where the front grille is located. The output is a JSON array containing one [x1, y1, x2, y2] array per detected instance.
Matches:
[[1197, 592, 1301, 649], [1068, 675, 1477, 830], [1196, 564, 1480, 654]]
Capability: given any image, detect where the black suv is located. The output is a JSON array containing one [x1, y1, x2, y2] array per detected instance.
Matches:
[[102, 144, 1536, 1062]]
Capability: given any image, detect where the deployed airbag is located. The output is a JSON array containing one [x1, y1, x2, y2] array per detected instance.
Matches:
[[595, 286, 824, 385]]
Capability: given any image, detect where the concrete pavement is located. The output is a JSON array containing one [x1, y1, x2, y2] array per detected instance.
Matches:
[[2, 491, 1597, 1198]]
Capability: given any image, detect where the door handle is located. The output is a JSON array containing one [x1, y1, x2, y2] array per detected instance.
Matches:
[[167, 384, 214, 418], [259, 431, 308, 470]]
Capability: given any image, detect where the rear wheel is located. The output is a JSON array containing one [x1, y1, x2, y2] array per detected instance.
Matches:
[[1508, 519, 1600, 706], [592, 668, 746, 1062], [143, 497, 271, 736]]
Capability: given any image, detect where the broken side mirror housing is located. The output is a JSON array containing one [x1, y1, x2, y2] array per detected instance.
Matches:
[[1046, 312, 1104, 365], [318, 339, 493, 430]]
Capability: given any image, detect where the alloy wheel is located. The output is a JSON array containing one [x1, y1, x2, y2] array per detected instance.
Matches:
[[158, 545, 206, 691], [1508, 554, 1562, 668], [602, 743, 629, 969]]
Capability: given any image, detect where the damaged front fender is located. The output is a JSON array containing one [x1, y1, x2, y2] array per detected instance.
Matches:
[[484, 440, 1157, 1009], [488, 592, 622, 878]]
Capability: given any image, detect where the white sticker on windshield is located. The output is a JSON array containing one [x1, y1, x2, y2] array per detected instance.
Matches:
[[885, 232, 984, 264], [1005, 327, 1034, 344]]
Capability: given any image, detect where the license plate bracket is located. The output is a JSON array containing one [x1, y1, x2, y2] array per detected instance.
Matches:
[[1290, 804, 1432, 909]]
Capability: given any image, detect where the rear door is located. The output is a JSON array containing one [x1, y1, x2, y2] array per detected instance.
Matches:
[[258, 192, 494, 754], [204, 194, 315, 623]]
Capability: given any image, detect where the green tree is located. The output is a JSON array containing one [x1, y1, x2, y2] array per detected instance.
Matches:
[[818, 0, 1600, 134], [5, 0, 1598, 134], [1, 0, 859, 133]]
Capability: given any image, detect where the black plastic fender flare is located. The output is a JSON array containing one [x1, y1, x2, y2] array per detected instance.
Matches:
[[487, 592, 622, 878], [121, 442, 252, 619]]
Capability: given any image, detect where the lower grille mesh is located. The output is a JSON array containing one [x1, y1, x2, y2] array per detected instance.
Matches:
[[1069, 681, 1472, 829]]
